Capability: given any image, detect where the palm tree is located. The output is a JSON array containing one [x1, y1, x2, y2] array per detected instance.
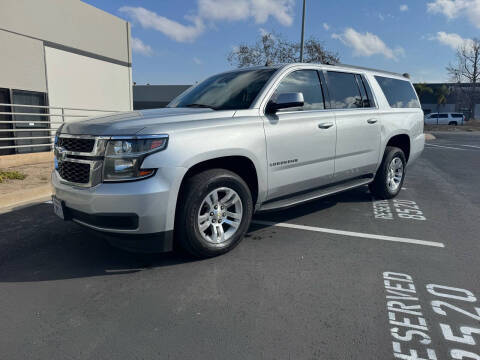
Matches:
[[414, 83, 433, 98], [414, 84, 433, 123], [434, 85, 450, 125]]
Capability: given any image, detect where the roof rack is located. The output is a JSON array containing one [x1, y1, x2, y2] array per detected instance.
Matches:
[[336, 63, 405, 78]]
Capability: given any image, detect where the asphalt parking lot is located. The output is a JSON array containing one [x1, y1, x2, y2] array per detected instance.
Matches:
[[1, 131, 479, 360]]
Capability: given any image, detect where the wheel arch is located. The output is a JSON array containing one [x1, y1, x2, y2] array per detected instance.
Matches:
[[178, 154, 262, 209], [385, 133, 411, 162]]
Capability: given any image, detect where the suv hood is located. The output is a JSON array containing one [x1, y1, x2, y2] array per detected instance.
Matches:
[[61, 108, 235, 136]]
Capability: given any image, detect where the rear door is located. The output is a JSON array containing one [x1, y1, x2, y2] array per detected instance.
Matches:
[[263, 69, 336, 199], [325, 71, 381, 182], [437, 113, 449, 125]]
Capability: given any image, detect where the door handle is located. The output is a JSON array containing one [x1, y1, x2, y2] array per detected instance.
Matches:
[[367, 118, 378, 124], [318, 122, 334, 129]]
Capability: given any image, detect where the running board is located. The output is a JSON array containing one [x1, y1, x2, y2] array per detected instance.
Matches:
[[257, 177, 373, 212]]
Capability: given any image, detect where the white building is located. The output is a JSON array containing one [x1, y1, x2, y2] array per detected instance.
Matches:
[[0, 0, 132, 154]]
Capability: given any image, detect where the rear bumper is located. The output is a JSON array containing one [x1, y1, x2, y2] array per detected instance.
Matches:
[[52, 166, 187, 237], [408, 133, 425, 166]]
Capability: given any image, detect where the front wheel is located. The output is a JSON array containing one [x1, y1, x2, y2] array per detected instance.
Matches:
[[176, 169, 253, 258], [369, 146, 406, 199]]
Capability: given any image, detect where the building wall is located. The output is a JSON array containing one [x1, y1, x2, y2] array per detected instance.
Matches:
[[421, 104, 456, 115], [133, 85, 191, 110], [0, 0, 132, 111], [45, 46, 132, 121], [0, 30, 46, 93], [0, 0, 132, 154], [0, 0, 130, 65]]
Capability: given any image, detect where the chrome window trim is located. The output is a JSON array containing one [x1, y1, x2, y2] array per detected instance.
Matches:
[[256, 64, 382, 116], [322, 70, 379, 111]]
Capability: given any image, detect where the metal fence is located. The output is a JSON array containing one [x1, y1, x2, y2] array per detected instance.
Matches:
[[0, 103, 119, 152]]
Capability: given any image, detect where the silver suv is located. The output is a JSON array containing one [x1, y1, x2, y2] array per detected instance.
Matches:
[[52, 63, 424, 257], [424, 112, 465, 125]]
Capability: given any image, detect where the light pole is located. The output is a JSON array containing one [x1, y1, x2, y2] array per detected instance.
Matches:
[[299, 0, 306, 62]]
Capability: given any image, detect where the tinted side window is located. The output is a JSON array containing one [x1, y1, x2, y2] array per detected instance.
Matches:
[[327, 71, 363, 109], [273, 70, 325, 111], [438, 114, 448, 118], [375, 76, 420, 108], [452, 114, 463, 118]]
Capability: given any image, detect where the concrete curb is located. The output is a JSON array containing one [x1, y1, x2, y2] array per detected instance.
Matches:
[[0, 152, 53, 168], [424, 133, 436, 141], [0, 184, 52, 211]]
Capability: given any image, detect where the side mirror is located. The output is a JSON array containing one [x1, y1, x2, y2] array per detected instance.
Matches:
[[267, 92, 304, 113]]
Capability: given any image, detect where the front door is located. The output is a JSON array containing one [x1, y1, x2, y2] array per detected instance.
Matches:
[[263, 69, 336, 200]]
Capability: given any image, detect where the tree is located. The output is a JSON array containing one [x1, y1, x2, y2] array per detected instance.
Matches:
[[434, 85, 450, 124], [227, 32, 340, 68], [447, 38, 480, 120], [414, 83, 433, 98]]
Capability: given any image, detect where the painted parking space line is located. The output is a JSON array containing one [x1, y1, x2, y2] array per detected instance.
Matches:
[[251, 220, 445, 248], [461, 144, 480, 149], [425, 144, 468, 151]]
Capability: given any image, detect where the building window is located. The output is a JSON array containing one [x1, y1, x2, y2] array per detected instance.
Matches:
[[11, 90, 50, 154]]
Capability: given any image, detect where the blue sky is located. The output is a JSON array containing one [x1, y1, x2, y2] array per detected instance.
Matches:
[[83, 0, 480, 85]]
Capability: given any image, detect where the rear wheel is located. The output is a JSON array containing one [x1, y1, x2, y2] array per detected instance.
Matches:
[[176, 169, 253, 258], [369, 146, 406, 199], [448, 121, 458, 126]]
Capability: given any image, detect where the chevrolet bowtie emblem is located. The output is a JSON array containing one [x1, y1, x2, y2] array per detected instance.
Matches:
[[56, 147, 67, 162]]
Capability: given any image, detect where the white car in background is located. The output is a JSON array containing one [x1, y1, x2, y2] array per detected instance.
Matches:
[[425, 112, 465, 125]]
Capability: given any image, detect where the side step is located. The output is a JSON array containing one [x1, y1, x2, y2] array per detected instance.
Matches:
[[257, 177, 373, 212]]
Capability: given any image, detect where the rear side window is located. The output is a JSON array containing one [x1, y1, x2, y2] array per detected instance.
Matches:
[[438, 114, 448, 118], [375, 76, 420, 108], [452, 114, 463, 118], [327, 71, 363, 109], [273, 70, 325, 111]]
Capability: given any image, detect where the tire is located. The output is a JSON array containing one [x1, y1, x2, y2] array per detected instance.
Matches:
[[448, 121, 457, 126], [369, 146, 406, 199], [175, 169, 253, 258]]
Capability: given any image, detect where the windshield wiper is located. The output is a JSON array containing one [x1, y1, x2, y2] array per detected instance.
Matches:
[[185, 103, 217, 110]]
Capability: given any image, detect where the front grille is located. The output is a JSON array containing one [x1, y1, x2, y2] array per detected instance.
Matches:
[[58, 137, 95, 153], [58, 161, 90, 184]]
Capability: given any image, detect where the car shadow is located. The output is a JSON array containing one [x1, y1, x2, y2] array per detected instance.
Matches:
[[251, 185, 373, 228], [0, 186, 373, 283]]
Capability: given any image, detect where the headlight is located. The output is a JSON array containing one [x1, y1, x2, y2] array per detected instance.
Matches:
[[103, 135, 168, 182]]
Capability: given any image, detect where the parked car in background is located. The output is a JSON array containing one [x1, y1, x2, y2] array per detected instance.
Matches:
[[52, 63, 424, 258], [425, 112, 465, 125]]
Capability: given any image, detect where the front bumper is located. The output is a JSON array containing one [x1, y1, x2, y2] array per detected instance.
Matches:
[[52, 166, 187, 237]]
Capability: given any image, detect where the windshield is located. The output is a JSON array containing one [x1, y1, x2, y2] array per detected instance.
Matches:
[[167, 69, 276, 110]]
